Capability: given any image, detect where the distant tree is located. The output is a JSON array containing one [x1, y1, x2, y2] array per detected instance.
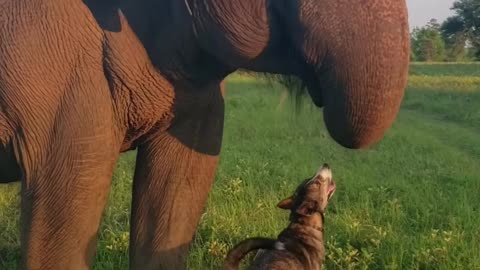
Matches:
[[441, 0, 480, 60], [441, 17, 470, 61], [411, 19, 446, 62]]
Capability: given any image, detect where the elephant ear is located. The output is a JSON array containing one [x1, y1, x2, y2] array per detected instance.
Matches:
[[277, 196, 294, 210]]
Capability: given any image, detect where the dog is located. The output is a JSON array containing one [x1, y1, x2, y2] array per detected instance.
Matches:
[[223, 164, 336, 270]]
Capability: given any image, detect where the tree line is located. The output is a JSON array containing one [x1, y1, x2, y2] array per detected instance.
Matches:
[[411, 0, 479, 62]]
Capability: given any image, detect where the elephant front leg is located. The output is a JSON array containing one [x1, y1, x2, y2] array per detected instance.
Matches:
[[129, 92, 224, 270], [19, 132, 120, 269]]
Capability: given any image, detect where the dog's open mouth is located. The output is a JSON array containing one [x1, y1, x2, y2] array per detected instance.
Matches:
[[327, 180, 336, 200]]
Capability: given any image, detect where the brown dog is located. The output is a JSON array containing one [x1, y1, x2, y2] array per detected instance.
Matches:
[[223, 164, 336, 270]]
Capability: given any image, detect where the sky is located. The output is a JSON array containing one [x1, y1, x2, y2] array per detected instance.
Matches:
[[406, 0, 456, 30]]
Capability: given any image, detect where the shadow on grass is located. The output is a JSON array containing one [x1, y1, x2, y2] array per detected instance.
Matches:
[[0, 246, 20, 269]]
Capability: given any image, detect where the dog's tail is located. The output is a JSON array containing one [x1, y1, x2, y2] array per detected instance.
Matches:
[[223, 237, 277, 270]]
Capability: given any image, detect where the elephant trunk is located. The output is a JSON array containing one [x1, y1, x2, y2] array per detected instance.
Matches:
[[312, 1, 410, 149], [192, 0, 410, 149]]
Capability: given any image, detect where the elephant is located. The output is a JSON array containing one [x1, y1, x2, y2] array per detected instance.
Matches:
[[0, 0, 409, 269]]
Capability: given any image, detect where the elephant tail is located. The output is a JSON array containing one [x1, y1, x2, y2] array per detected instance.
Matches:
[[223, 237, 276, 270]]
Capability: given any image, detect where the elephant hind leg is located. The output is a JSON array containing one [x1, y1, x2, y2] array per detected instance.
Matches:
[[19, 131, 120, 269], [16, 96, 122, 269]]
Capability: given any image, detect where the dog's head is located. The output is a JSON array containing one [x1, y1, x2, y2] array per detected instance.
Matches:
[[276, 164, 336, 223]]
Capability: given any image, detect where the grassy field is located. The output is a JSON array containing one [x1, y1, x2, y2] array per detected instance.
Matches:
[[1, 63, 480, 269]]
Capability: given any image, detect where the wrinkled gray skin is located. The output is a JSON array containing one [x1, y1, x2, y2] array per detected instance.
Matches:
[[0, 0, 410, 269]]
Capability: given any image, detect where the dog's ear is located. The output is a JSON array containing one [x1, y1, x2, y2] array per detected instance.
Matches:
[[295, 200, 318, 216], [277, 197, 294, 210]]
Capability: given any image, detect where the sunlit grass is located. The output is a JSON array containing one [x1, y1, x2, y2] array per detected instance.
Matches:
[[408, 75, 480, 91]]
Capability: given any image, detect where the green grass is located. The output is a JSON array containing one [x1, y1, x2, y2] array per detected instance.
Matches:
[[1, 64, 480, 269], [410, 62, 480, 76]]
